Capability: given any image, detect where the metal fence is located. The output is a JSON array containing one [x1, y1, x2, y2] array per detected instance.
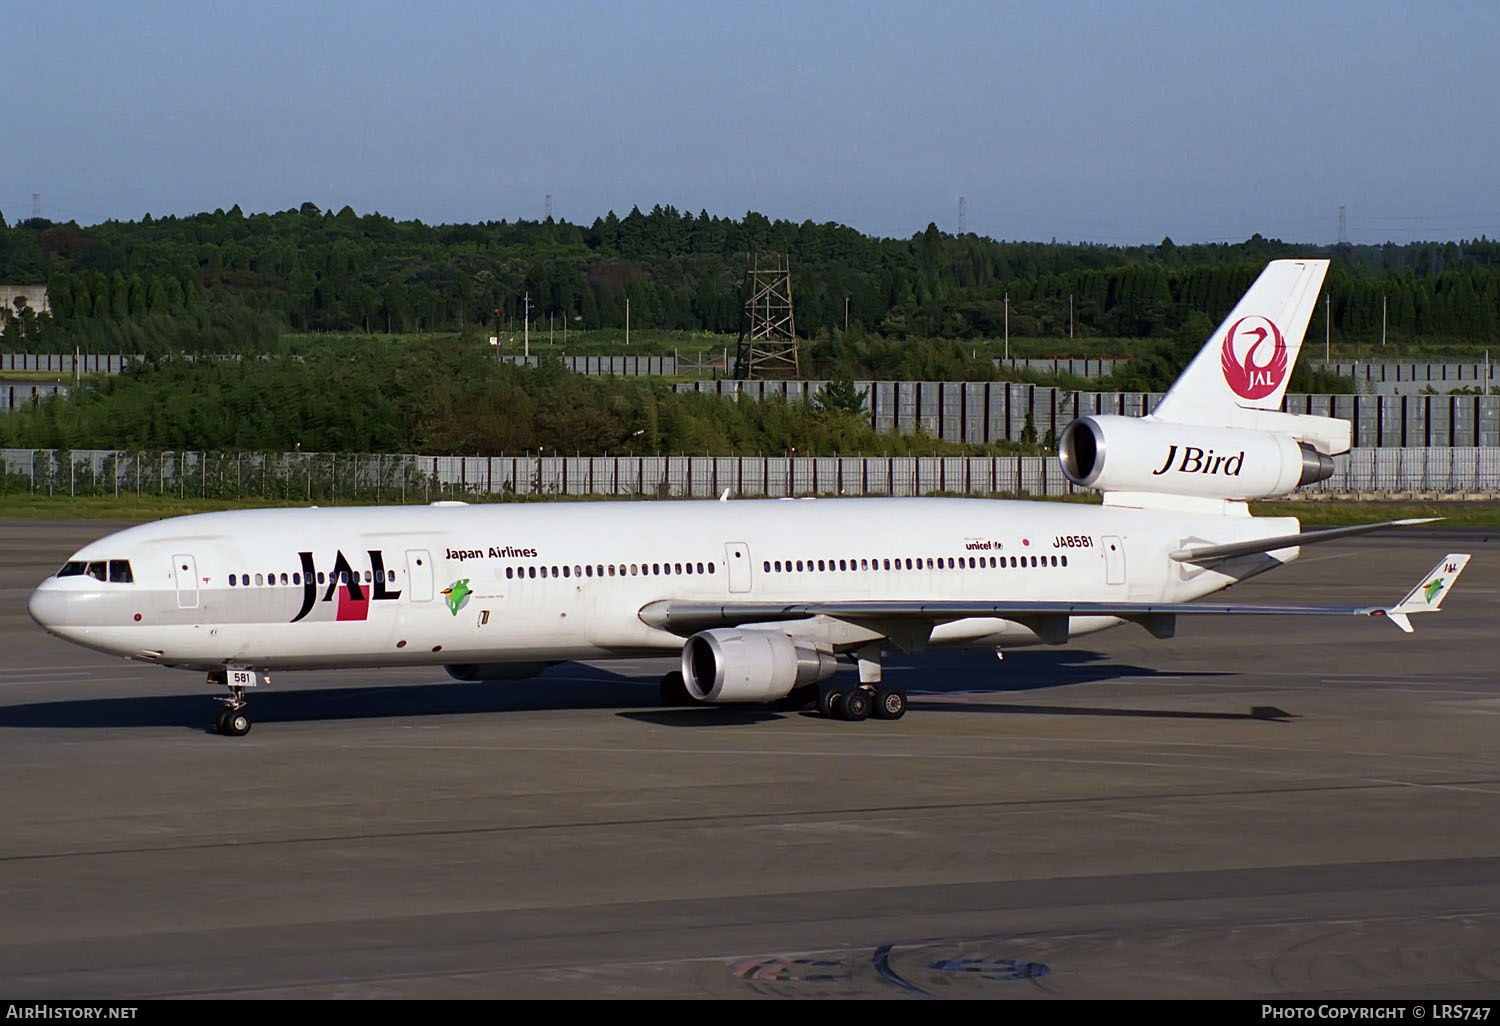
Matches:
[[5, 447, 1498, 501], [991, 357, 1118, 378], [1314, 361, 1496, 395], [674, 380, 1500, 448], [0, 353, 136, 374]]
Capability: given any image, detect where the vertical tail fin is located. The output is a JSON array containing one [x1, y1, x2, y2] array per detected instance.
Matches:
[[1152, 259, 1329, 427]]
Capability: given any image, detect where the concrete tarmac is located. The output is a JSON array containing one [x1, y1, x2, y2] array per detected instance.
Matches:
[[1, 518, 1497, 999]]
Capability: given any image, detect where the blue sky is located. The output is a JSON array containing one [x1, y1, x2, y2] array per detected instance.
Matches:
[[6, 0, 1499, 244]]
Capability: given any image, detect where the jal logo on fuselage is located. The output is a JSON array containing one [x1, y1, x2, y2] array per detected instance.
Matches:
[[1151, 446, 1245, 477], [291, 549, 402, 623]]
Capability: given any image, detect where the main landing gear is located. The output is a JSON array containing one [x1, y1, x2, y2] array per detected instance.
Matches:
[[817, 644, 906, 722], [208, 668, 262, 737]]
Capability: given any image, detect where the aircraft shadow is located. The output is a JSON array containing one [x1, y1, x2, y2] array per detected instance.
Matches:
[[0, 674, 663, 733], [898, 648, 1232, 694], [0, 649, 1252, 732]]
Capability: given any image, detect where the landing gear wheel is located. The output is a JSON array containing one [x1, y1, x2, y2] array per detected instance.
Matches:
[[818, 686, 846, 719], [658, 670, 692, 705], [841, 687, 872, 722], [220, 709, 251, 737], [215, 709, 231, 735], [872, 686, 907, 720]]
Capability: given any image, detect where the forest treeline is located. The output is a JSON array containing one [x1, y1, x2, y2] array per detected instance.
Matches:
[[0, 342, 1011, 457], [3, 204, 1500, 359]]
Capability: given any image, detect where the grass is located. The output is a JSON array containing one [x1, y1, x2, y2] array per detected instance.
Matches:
[[0, 371, 107, 383], [1250, 499, 1500, 528]]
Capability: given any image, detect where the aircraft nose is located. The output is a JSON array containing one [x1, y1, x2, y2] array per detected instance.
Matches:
[[28, 581, 71, 630]]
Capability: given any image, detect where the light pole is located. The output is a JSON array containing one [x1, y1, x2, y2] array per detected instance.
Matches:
[[523, 291, 532, 358]]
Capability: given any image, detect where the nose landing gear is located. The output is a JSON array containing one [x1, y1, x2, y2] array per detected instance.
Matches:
[[208, 668, 263, 737]]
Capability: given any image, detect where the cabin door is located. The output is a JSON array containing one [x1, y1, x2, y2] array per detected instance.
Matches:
[[724, 542, 752, 594], [405, 549, 434, 602], [1102, 535, 1126, 586], [172, 554, 199, 609]]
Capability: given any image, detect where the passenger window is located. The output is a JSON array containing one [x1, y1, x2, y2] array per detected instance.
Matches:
[[292, 573, 300, 585], [109, 560, 134, 583], [1061, 556, 1068, 567], [652, 563, 660, 575], [528, 567, 536, 579], [506, 567, 513, 579], [674, 563, 682, 574], [706, 563, 714, 574], [317, 572, 326, 584], [388, 570, 395, 582], [584, 566, 592, 577], [281, 573, 289, 585], [255, 574, 264, 586], [229, 574, 237, 587]]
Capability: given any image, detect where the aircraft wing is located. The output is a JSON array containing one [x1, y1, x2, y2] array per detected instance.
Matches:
[[1168, 517, 1438, 564], [639, 553, 1471, 640]]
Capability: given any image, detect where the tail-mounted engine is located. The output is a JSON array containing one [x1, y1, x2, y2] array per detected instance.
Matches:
[[1058, 415, 1334, 500], [682, 629, 839, 703]]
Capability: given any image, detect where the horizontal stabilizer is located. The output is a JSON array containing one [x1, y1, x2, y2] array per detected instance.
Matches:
[[1170, 518, 1439, 564]]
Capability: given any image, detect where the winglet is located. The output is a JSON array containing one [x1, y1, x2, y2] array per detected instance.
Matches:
[[1379, 553, 1471, 630]]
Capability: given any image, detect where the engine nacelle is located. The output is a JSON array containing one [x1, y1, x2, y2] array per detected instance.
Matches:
[[682, 629, 839, 703], [1058, 415, 1334, 500], [444, 662, 554, 682]]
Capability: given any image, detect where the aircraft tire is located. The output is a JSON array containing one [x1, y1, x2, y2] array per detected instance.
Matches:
[[818, 686, 845, 719], [222, 710, 252, 737], [841, 687, 872, 722], [872, 686, 907, 720]]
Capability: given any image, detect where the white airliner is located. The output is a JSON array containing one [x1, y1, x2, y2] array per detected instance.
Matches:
[[28, 259, 1471, 736]]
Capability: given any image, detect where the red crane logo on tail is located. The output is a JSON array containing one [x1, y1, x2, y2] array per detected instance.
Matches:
[[1220, 315, 1288, 400]]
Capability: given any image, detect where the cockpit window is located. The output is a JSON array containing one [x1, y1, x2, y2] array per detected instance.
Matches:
[[55, 559, 133, 582]]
